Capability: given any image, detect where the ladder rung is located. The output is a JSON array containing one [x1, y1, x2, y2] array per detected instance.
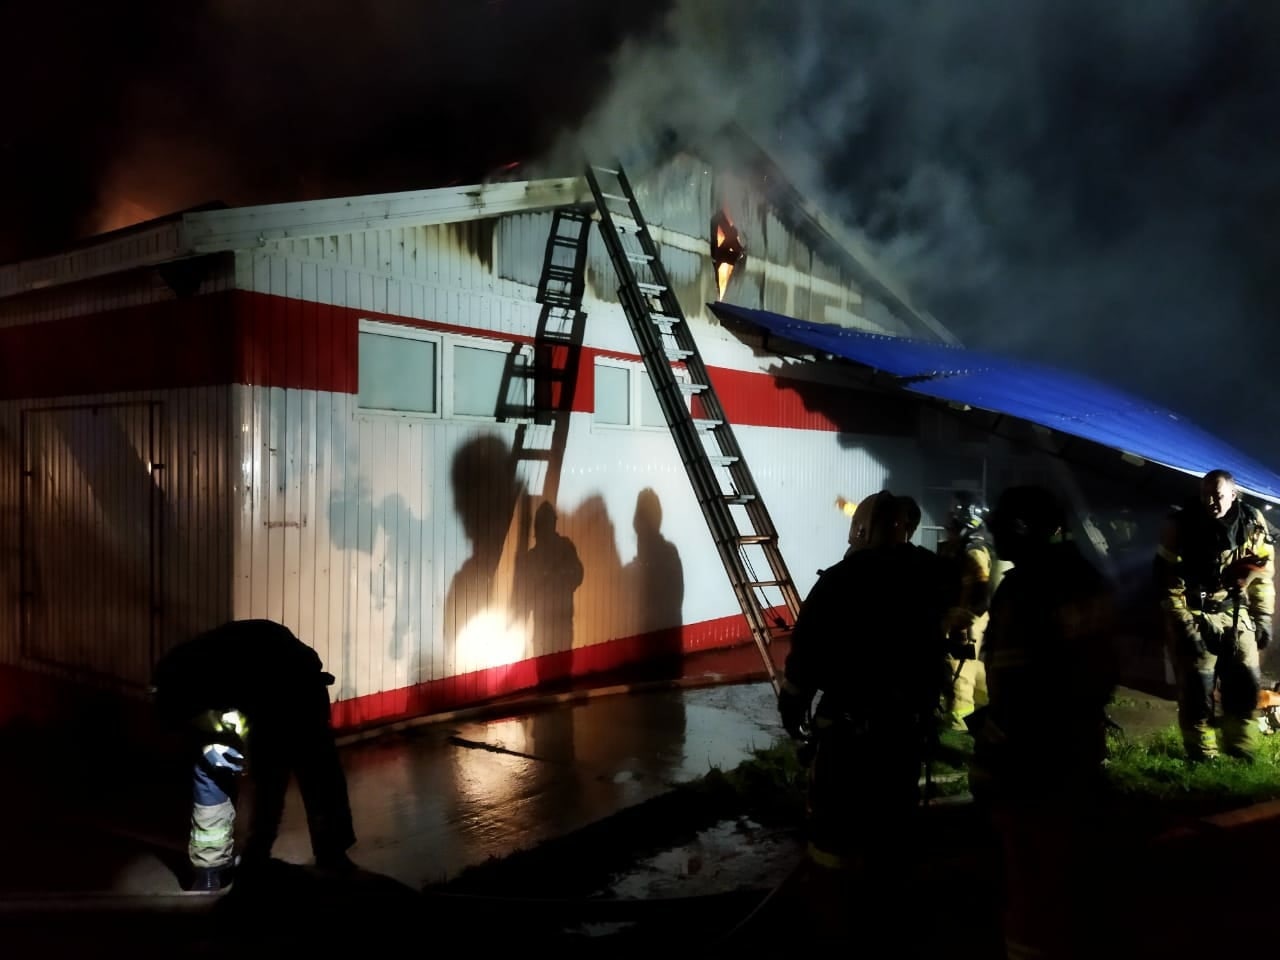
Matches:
[[651, 314, 681, 326], [694, 419, 723, 430], [601, 192, 629, 203], [637, 281, 667, 294], [723, 493, 756, 504], [609, 215, 643, 234], [592, 164, 620, 176], [748, 580, 785, 588], [626, 252, 654, 263], [680, 383, 708, 393], [666, 349, 694, 360], [738, 534, 774, 544], [709, 455, 739, 466]]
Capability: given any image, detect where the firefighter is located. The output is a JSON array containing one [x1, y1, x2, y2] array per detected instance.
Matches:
[[1154, 469, 1275, 760], [938, 491, 999, 731], [150, 619, 357, 892], [836, 492, 880, 557], [969, 485, 1117, 960], [779, 490, 957, 874]]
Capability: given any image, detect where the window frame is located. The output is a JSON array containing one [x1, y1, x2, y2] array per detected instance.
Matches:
[[592, 356, 691, 432], [356, 319, 442, 420], [355, 320, 535, 424], [446, 333, 535, 424]]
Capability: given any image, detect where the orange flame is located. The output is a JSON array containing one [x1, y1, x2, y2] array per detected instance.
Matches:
[[711, 208, 745, 301], [717, 262, 734, 298]]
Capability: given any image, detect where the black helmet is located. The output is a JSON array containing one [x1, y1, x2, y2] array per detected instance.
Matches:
[[988, 485, 1066, 556], [948, 491, 987, 535]]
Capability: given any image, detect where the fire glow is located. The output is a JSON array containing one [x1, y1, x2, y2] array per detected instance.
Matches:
[[710, 209, 746, 300]]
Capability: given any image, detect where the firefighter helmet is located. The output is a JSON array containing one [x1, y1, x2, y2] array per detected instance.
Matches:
[[948, 492, 987, 534]]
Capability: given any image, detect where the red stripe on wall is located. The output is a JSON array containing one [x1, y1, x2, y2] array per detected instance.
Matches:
[[0, 614, 783, 735], [2, 290, 916, 435], [330, 610, 776, 731], [0, 293, 237, 400]]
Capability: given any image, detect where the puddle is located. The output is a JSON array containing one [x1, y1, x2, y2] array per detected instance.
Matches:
[[595, 816, 802, 900]]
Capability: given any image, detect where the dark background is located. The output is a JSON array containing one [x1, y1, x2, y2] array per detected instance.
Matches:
[[5, 0, 1278, 466]]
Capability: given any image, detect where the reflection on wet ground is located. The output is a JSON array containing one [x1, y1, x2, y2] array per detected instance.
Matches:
[[268, 682, 786, 889]]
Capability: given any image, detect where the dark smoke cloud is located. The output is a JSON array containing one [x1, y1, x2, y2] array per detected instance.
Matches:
[[6, 1, 1279, 468], [550, 0, 1280, 468], [1, 0, 668, 259]]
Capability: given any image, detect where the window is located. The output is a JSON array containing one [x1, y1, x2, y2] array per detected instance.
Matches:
[[357, 320, 532, 422], [358, 322, 439, 415], [450, 339, 533, 420], [594, 357, 689, 430], [594, 363, 631, 425]]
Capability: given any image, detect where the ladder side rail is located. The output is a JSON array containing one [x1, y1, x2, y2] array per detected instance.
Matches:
[[613, 170, 801, 622], [588, 165, 787, 690]]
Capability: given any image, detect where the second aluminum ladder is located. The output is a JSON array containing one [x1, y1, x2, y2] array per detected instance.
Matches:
[[583, 162, 802, 695]]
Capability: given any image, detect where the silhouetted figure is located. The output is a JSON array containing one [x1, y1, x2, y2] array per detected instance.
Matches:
[[514, 501, 584, 684], [150, 619, 356, 892], [626, 487, 685, 676], [443, 434, 522, 650], [778, 491, 956, 884], [970, 486, 1117, 959]]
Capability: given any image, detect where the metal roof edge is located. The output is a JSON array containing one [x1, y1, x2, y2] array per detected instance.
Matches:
[[0, 221, 186, 301], [0, 177, 590, 299], [709, 125, 962, 346], [179, 176, 590, 254]]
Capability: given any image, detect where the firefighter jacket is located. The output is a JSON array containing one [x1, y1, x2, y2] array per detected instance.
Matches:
[[151, 619, 334, 750], [1154, 499, 1275, 648], [974, 540, 1116, 798], [939, 531, 997, 648], [782, 541, 959, 729]]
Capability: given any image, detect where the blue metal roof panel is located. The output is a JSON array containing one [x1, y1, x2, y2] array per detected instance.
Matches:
[[710, 302, 1280, 501]]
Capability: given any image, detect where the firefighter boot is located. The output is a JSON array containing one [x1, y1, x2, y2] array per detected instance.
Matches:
[[1221, 715, 1257, 761], [1182, 721, 1219, 762], [186, 863, 234, 893]]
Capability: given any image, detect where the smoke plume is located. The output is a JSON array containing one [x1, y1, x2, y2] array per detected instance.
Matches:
[[6, 0, 1280, 465], [547, 0, 1280, 466]]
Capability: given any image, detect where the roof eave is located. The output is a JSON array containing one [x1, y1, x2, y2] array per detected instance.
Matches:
[[0, 177, 591, 300], [180, 176, 590, 254]]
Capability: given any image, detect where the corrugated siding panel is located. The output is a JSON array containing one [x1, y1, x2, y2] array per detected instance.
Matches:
[[229, 376, 925, 703], [0, 255, 235, 329], [0, 387, 233, 691]]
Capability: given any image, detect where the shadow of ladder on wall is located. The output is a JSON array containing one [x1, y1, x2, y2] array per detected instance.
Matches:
[[583, 162, 800, 695], [497, 206, 592, 535]]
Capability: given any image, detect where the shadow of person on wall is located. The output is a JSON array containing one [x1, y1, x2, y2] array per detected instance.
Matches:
[[443, 434, 523, 654], [623, 488, 685, 680], [513, 501, 584, 688]]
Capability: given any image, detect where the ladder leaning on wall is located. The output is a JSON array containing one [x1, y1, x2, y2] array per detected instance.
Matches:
[[583, 162, 802, 696]]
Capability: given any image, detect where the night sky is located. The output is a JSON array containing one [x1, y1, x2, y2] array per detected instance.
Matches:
[[5, 1, 1279, 468]]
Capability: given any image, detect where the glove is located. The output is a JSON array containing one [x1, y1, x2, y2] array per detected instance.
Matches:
[[1197, 617, 1223, 657], [777, 683, 813, 741], [1257, 615, 1272, 652], [203, 744, 245, 773], [949, 633, 977, 662]]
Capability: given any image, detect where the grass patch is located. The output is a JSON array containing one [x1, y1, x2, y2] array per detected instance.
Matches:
[[1104, 724, 1280, 817]]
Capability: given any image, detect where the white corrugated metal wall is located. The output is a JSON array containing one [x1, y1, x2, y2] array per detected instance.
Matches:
[[230, 184, 925, 705], [0, 267, 235, 697]]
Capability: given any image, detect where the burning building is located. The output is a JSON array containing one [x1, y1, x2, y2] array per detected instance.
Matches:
[[1, 132, 1277, 734]]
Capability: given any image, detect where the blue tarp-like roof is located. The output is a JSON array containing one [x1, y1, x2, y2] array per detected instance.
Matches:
[[710, 302, 1280, 502]]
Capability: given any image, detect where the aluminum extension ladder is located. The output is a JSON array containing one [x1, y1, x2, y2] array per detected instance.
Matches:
[[584, 162, 801, 694]]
